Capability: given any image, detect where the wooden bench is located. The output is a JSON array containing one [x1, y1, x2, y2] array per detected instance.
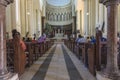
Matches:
[[87, 43, 96, 76], [7, 41, 14, 72], [25, 42, 34, 67], [7, 39, 26, 76]]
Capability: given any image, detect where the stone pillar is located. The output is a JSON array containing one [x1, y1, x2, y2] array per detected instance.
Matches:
[[98, 0, 120, 80], [20, 0, 26, 37], [0, 0, 18, 80]]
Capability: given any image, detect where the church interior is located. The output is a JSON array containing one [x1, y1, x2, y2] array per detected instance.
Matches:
[[0, 0, 120, 80]]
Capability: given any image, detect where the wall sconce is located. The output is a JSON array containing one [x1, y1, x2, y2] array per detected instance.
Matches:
[[86, 12, 89, 15], [27, 12, 30, 15]]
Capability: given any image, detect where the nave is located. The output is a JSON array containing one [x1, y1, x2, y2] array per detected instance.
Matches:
[[20, 43, 96, 80]]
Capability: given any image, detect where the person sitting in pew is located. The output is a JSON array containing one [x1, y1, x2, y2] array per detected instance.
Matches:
[[22, 37, 26, 41], [38, 33, 46, 43], [101, 37, 107, 42], [117, 32, 120, 43], [75, 34, 82, 43], [90, 36, 96, 43], [77, 36, 87, 43], [32, 37, 37, 43], [26, 37, 31, 42], [86, 36, 91, 42]]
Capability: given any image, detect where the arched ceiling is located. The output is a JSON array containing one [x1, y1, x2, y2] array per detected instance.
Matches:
[[46, 0, 71, 6]]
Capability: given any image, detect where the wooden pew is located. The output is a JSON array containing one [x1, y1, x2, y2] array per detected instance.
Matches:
[[96, 38, 107, 70], [118, 43, 120, 69], [25, 42, 34, 67], [39, 42, 45, 56], [100, 42, 107, 68], [33, 42, 40, 60], [6, 39, 26, 76], [80, 43, 89, 67], [7, 41, 14, 72], [87, 43, 96, 76], [75, 43, 82, 59]]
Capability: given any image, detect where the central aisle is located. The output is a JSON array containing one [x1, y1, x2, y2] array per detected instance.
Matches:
[[44, 44, 71, 80], [20, 43, 96, 80]]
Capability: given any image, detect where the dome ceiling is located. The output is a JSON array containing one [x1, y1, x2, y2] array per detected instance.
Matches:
[[47, 0, 71, 6]]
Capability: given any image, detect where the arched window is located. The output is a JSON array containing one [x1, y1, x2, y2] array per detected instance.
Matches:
[[69, 13, 71, 20], [67, 12, 69, 20], [48, 13, 50, 20], [57, 14, 58, 21], [60, 14, 62, 21], [49, 13, 51, 20], [61, 14, 64, 21], [58, 13, 60, 21], [51, 13, 54, 21], [63, 13, 65, 21], [70, 11, 72, 19], [65, 13, 67, 21], [53, 14, 55, 21]]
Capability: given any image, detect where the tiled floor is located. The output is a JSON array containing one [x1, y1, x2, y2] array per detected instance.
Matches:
[[20, 43, 96, 80]]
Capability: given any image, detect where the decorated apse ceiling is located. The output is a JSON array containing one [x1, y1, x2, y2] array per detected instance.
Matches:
[[47, 0, 71, 6]]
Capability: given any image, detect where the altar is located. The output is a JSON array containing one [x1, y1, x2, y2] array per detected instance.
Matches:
[[53, 29, 67, 41]]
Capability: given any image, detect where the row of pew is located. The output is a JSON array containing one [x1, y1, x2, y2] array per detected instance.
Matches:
[[6, 39, 54, 76], [64, 39, 110, 76]]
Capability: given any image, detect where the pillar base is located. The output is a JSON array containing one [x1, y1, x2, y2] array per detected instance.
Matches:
[[0, 72, 19, 80], [96, 71, 120, 80]]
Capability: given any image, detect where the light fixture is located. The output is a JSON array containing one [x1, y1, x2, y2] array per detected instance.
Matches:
[[86, 12, 89, 15], [27, 12, 30, 15]]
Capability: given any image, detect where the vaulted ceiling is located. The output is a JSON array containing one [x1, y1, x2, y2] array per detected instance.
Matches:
[[46, 0, 71, 6]]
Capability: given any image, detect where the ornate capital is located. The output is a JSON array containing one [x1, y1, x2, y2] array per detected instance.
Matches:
[[99, 0, 119, 6], [0, 0, 13, 6]]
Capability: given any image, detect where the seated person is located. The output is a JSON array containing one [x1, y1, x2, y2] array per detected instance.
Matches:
[[32, 37, 37, 43], [26, 37, 31, 42], [86, 36, 91, 42], [75, 34, 82, 43], [22, 37, 26, 41], [90, 36, 96, 43], [38, 34, 46, 43], [77, 36, 87, 43], [101, 37, 107, 42]]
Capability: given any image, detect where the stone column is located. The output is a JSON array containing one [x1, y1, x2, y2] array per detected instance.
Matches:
[[0, 0, 18, 80], [20, 0, 26, 37], [99, 0, 120, 79]]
